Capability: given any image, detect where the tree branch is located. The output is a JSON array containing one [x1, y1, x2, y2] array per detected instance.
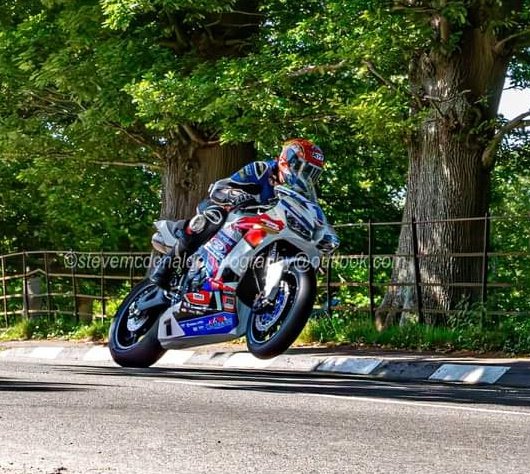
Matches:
[[182, 124, 220, 147], [362, 60, 398, 89], [363, 60, 425, 108], [2, 151, 160, 170], [392, 0, 435, 14], [91, 160, 161, 170], [106, 122, 164, 160], [494, 29, 530, 54], [290, 60, 347, 77], [230, 10, 264, 17], [482, 110, 530, 169]]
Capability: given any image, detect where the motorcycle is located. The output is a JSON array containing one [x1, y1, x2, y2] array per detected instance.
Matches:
[[108, 184, 338, 368]]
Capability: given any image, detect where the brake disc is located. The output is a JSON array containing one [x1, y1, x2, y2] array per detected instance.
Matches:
[[255, 282, 290, 332], [126, 301, 150, 332]]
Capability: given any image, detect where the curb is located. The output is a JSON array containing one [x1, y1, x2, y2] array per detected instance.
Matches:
[[1, 343, 528, 388]]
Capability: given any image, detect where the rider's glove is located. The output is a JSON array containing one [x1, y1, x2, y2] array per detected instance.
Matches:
[[209, 179, 258, 209]]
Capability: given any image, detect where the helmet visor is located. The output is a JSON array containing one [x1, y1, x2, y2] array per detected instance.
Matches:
[[283, 147, 323, 184], [297, 161, 323, 183]]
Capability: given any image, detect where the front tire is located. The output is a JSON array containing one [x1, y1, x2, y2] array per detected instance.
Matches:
[[108, 279, 166, 368], [246, 261, 316, 359]]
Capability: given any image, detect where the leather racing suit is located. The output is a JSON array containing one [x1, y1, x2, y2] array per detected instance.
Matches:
[[150, 160, 339, 287]]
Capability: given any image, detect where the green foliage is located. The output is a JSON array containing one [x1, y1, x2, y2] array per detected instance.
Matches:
[[298, 313, 530, 355], [0, 0, 529, 334], [0, 0, 410, 254], [70, 318, 111, 341], [488, 143, 530, 315], [0, 156, 159, 253], [0, 315, 77, 340], [0, 315, 111, 342]]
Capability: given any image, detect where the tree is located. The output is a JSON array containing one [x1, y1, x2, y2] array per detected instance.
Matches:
[[0, 0, 262, 220], [0, 155, 160, 253], [225, 0, 529, 324], [369, 1, 530, 325], [0, 0, 408, 256]]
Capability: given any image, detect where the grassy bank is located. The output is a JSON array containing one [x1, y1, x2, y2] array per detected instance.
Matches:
[[298, 314, 530, 355], [3, 312, 530, 356], [0, 316, 111, 342]]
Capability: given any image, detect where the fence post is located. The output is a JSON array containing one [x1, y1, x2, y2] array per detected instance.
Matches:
[[325, 254, 332, 316], [129, 259, 134, 290], [368, 220, 375, 322], [22, 252, 30, 319], [71, 253, 79, 324], [481, 212, 490, 326], [1, 256, 7, 327], [411, 217, 424, 324], [100, 251, 107, 320], [43, 252, 52, 321]]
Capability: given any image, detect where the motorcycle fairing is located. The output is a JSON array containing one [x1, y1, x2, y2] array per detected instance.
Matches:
[[179, 312, 238, 336], [157, 302, 249, 349], [156, 184, 328, 350]]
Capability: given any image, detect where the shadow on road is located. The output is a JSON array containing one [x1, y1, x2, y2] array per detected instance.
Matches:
[[56, 365, 530, 408], [0, 376, 93, 392]]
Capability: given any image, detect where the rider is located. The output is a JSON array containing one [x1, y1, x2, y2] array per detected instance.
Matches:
[[150, 138, 339, 288]]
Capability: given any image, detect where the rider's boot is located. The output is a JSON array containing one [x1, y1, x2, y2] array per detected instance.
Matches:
[[149, 210, 224, 289], [149, 239, 187, 289], [149, 248, 175, 289]]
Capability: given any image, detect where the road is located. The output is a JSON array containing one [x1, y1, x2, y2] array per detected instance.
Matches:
[[0, 359, 529, 474]]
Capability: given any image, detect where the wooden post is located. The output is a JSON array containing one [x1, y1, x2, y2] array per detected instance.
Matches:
[[44, 252, 52, 321], [326, 255, 332, 317], [71, 253, 79, 324], [1, 256, 7, 327], [411, 217, 424, 324], [22, 252, 29, 319], [368, 220, 375, 322], [100, 251, 106, 320], [481, 212, 490, 326]]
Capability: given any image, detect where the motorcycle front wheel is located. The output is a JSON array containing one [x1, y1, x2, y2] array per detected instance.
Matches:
[[246, 260, 316, 359], [108, 279, 167, 368]]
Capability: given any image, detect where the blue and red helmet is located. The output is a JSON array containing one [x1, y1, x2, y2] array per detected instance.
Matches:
[[277, 138, 324, 187]]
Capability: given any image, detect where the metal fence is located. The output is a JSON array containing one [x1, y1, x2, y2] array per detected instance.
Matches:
[[1, 215, 529, 327], [330, 214, 530, 323], [0, 251, 148, 326]]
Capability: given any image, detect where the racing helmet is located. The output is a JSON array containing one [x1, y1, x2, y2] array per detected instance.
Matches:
[[277, 138, 324, 187]]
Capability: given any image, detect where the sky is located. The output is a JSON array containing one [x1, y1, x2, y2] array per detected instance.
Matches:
[[499, 84, 530, 119]]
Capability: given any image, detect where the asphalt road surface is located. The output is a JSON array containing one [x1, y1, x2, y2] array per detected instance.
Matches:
[[1, 359, 529, 474]]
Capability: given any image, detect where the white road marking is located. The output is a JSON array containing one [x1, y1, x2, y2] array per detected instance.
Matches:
[[29, 347, 64, 359], [223, 352, 277, 369], [317, 357, 383, 375], [307, 393, 530, 417], [83, 346, 113, 362], [429, 364, 510, 384], [154, 350, 196, 366]]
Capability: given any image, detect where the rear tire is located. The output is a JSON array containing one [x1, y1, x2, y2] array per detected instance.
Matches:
[[246, 261, 316, 359], [108, 279, 166, 368]]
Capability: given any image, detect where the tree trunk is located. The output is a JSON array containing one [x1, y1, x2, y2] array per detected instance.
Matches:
[[377, 19, 511, 327], [161, 142, 255, 219]]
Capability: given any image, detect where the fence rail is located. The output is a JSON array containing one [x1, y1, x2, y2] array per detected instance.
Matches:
[[1, 214, 530, 327]]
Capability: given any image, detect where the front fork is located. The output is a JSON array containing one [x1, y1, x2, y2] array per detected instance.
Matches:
[[256, 243, 288, 306]]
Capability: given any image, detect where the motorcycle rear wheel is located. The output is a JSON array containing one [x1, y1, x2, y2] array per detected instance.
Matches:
[[108, 279, 166, 368], [246, 261, 316, 359]]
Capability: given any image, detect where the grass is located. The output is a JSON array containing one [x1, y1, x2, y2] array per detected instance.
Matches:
[[297, 313, 530, 355], [3, 310, 530, 356], [0, 316, 111, 342]]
